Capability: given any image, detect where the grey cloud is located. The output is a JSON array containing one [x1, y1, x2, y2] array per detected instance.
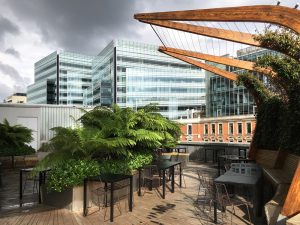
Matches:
[[2, 0, 281, 56], [5, 47, 20, 58], [0, 81, 13, 102], [0, 61, 22, 81], [4, 0, 143, 55], [0, 16, 20, 44], [0, 61, 30, 100]]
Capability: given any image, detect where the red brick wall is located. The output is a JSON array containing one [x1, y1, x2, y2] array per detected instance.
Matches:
[[180, 116, 256, 143]]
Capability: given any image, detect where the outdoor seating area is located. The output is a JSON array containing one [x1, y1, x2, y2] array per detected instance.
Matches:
[[1, 2, 300, 225], [1, 158, 265, 225], [1, 145, 300, 225]]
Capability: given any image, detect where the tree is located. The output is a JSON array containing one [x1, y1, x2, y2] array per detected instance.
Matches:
[[0, 119, 34, 167]]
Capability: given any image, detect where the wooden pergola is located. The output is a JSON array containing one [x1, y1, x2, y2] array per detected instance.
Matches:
[[134, 4, 300, 219], [134, 5, 300, 81]]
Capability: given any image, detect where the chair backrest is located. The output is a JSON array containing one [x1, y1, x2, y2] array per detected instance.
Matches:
[[173, 155, 188, 169], [143, 165, 159, 178], [160, 155, 172, 161], [215, 183, 231, 207], [224, 164, 231, 172], [230, 163, 261, 176], [197, 171, 214, 195]]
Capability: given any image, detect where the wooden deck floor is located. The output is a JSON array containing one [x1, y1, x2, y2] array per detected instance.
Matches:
[[0, 164, 258, 225]]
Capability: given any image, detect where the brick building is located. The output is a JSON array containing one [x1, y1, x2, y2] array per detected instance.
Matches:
[[178, 115, 256, 143]]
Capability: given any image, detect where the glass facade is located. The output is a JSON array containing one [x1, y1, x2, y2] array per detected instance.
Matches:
[[91, 40, 206, 119], [27, 51, 94, 105], [206, 47, 274, 117]]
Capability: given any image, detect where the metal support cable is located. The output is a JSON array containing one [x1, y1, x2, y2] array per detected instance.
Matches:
[[150, 24, 166, 47]]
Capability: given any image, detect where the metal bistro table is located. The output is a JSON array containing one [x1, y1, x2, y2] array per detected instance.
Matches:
[[217, 155, 256, 176], [138, 161, 182, 199], [19, 168, 48, 205], [213, 166, 263, 224], [83, 173, 133, 222]]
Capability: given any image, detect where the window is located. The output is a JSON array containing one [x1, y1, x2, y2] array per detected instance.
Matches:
[[187, 124, 192, 135], [237, 123, 243, 135], [204, 124, 208, 135], [246, 122, 252, 134], [228, 123, 234, 135], [211, 124, 216, 135], [218, 124, 223, 135]]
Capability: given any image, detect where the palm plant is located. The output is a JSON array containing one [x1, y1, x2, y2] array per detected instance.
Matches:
[[0, 119, 34, 167]]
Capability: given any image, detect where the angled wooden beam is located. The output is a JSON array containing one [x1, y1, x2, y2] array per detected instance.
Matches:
[[161, 50, 238, 81], [139, 19, 259, 46], [134, 5, 300, 34], [282, 161, 300, 217], [159, 46, 276, 76]]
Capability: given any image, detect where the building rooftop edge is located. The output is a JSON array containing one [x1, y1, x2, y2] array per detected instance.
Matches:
[[0, 103, 95, 109]]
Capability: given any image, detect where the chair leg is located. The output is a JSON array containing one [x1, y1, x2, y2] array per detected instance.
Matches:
[[231, 206, 234, 225], [246, 204, 252, 224], [23, 177, 27, 194], [33, 178, 38, 194]]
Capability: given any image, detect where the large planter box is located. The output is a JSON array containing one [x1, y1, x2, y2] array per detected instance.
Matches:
[[42, 171, 140, 212], [42, 185, 85, 212]]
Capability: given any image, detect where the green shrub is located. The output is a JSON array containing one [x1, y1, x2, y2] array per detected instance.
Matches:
[[47, 159, 100, 192], [47, 152, 153, 192], [99, 152, 153, 174], [0, 144, 35, 156]]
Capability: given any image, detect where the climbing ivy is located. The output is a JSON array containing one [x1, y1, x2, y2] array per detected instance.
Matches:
[[237, 28, 300, 155]]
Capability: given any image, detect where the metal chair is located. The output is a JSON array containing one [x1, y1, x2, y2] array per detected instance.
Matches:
[[91, 178, 122, 220], [22, 173, 39, 195], [215, 182, 252, 224], [197, 172, 214, 206], [196, 172, 215, 224], [142, 165, 161, 195], [114, 179, 135, 211]]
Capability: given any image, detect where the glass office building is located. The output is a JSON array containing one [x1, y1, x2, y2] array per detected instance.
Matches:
[[27, 51, 94, 105], [90, 40, 206, 119], [206, 47, 273, 117]]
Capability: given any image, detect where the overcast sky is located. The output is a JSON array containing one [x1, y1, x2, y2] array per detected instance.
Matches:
[[0, 0, 298, 101]]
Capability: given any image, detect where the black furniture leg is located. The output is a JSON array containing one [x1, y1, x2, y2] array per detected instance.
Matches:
[[179, 163, 182, 188], [213, 184, 217, 224], [138, 169, 141, 196], [218, 156, 221, 176], [162, 169, 166, 199], [19, 170, 22, 206], [110, 182, 114, 222], [129, 177, 133, 211], [105, 182, 108, 207], [149, 180, 152, 191], [171, 166, 175, 193], [83, 178, 87, 216], [38, 171, 42, 203]]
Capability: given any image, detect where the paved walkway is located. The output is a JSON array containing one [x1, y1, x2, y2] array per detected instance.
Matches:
[[0, 163, 261, 225]]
